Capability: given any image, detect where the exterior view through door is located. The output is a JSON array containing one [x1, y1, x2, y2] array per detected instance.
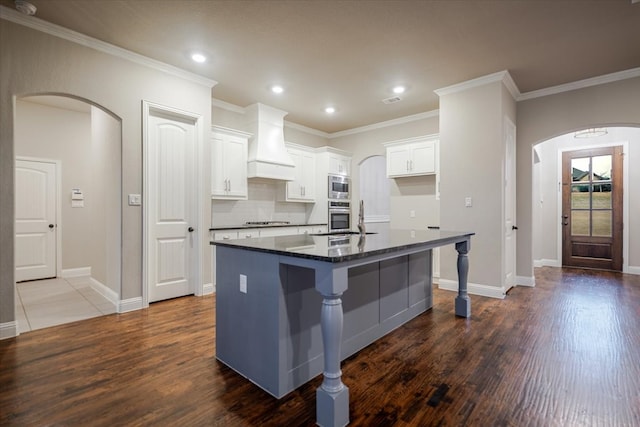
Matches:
[[562, 146, 623, 271]]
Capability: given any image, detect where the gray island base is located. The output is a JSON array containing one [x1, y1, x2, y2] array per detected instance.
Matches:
[[212, 229, 473, 427]]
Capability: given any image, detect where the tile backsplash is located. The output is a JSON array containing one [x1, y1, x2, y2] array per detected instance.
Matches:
[[211, 179, 310, 227]]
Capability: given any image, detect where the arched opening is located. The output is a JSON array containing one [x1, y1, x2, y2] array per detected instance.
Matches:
[[531, 125, 639, 273], [14, 93, 122, 332]]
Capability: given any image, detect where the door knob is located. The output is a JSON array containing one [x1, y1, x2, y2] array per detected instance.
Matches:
[[188, 227, 194, 232], [48, 224, 54, 229], [512, 225, 518, 230]]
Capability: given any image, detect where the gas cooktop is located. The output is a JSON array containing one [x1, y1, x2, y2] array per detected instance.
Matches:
[[244, 221, 291, 226]]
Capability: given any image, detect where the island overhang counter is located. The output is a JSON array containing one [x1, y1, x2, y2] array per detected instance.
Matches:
[[211, 229, 474, 427]]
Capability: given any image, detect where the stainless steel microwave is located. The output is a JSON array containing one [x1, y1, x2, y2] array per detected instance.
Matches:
[[328, 174, 350, 200]]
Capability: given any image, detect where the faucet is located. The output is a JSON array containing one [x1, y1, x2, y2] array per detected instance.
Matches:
[[357, 200, 366, 235]]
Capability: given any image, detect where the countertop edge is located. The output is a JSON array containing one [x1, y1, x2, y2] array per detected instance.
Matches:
[[210, 223, 327, 231]]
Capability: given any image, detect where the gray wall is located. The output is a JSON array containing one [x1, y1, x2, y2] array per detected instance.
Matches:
[[1, 18, 213, 327], [14, 99, 119, 287], [438, 80, 517, 290], [516, 77, 640, 279]]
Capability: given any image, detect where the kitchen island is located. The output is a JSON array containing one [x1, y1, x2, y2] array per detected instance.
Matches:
[[211, 229, 473, 427]]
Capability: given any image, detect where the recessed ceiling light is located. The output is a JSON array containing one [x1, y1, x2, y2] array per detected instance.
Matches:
[[271, 85, 284, 94], [191, 53, 207, 63], [393, 86, 406, 94], [325, 107, 335, 114]]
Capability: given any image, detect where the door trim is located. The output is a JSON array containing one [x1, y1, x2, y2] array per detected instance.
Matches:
[[142, 101, 203, 308], [15, 156, 62, 279], [556, 140, 629, 272]]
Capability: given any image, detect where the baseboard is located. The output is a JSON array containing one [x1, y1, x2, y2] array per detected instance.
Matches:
[[534, 259, 561, 268], [516, 275, 536, 287], [118, 297, 143, 313], [627, 266, 640, 275], [438, 278, 506, 299], [0, 321, 18, 340], [89, 277, 119, 306], [61, 267, 91, 278], [203, 282, 215, 295]]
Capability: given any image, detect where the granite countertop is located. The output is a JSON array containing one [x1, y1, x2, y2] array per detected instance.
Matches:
[[210, 223, 327, 231], [210, 229, 474, 263]]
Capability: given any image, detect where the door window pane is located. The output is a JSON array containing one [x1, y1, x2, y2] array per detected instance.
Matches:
[[571, 158, 590, 182], [571, 210, 590, 236], [591, 183, 612, 209], [592, 211, 612, 237], [571, 184, 590, 209], [592, 155, 612, 181]]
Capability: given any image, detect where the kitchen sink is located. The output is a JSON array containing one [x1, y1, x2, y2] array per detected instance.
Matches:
[[310, 231, 378, 236]]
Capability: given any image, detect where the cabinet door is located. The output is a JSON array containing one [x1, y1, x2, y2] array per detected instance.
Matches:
[[411, 141, 436, 175], [211, 135, 228, 196], [299, 152, 316, 201], [387, 146, 411, 177], [224, 136, 248, 198], [286, 150, 304, 200], [329, 154, 350, 176]]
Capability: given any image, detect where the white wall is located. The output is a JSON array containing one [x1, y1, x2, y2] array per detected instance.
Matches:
[[533, 127, 640, 271]]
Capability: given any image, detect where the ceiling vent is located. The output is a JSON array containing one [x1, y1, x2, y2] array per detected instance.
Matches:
[[382, 96, 402, 104], [15, 0, 37, 15]]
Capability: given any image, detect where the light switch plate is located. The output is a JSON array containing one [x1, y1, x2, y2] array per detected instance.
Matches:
[[239, 274, 247, 293], [465, 197, 472, 207], [128, 194, 142, 206]]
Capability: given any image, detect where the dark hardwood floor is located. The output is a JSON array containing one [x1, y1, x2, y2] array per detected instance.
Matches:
[[1, 267, 639, 426]]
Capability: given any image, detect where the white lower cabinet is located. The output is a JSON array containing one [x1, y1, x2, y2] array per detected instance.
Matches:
[[298, 225, 327, 235]]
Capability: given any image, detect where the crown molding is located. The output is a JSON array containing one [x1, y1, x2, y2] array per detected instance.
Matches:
[[518, 67, 640, 101], [0, 5, 217, 88], [434, 70, 521, 99], [328, 110, 440, 139], [211, 98, 246, 114], [284, 121, 330, 138]]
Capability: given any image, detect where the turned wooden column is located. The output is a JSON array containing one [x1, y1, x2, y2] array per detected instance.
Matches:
[[315, 266, 349, 427], [455, 239, 471, 317]]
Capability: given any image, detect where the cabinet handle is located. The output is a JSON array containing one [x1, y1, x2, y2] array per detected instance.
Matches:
[[406, 160, 409, 171], [245, 234, 251, 238], [223, 236, 230, 240], [228, 179, 231, 192]]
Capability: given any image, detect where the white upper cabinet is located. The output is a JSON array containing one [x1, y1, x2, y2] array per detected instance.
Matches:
[[385, 136, 438, 178], [211, 126, 250, 200], [328, 152, 351, 176], [283, 143, 316, 202]]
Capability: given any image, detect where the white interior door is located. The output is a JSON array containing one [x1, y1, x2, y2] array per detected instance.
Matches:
[[148, 111, 197, 302], [504, 117, 517, 289], [15, 159, 57, 282]]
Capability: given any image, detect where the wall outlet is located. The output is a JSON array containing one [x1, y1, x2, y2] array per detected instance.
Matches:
[[239, 274, 247, 293], [410, 210, 416, 218], [465, 197, 472, 207]]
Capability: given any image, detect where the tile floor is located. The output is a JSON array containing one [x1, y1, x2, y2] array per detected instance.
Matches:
[[15, 277, 117, 333]]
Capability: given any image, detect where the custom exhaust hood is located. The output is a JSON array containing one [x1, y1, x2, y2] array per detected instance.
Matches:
[[245, 103, 295, 181]]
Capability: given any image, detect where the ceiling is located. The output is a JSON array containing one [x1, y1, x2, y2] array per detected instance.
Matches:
[[3, 0, 640, 133]]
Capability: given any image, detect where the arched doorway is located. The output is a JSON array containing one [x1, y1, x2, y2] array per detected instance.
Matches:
[[14, 94, 122, 332], [532, 126, 639, 273]]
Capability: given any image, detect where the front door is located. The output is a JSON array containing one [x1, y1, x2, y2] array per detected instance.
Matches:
[[15, 159, 57, 282], [147, 109, 197, 302], [562, 146, 623, 271]]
